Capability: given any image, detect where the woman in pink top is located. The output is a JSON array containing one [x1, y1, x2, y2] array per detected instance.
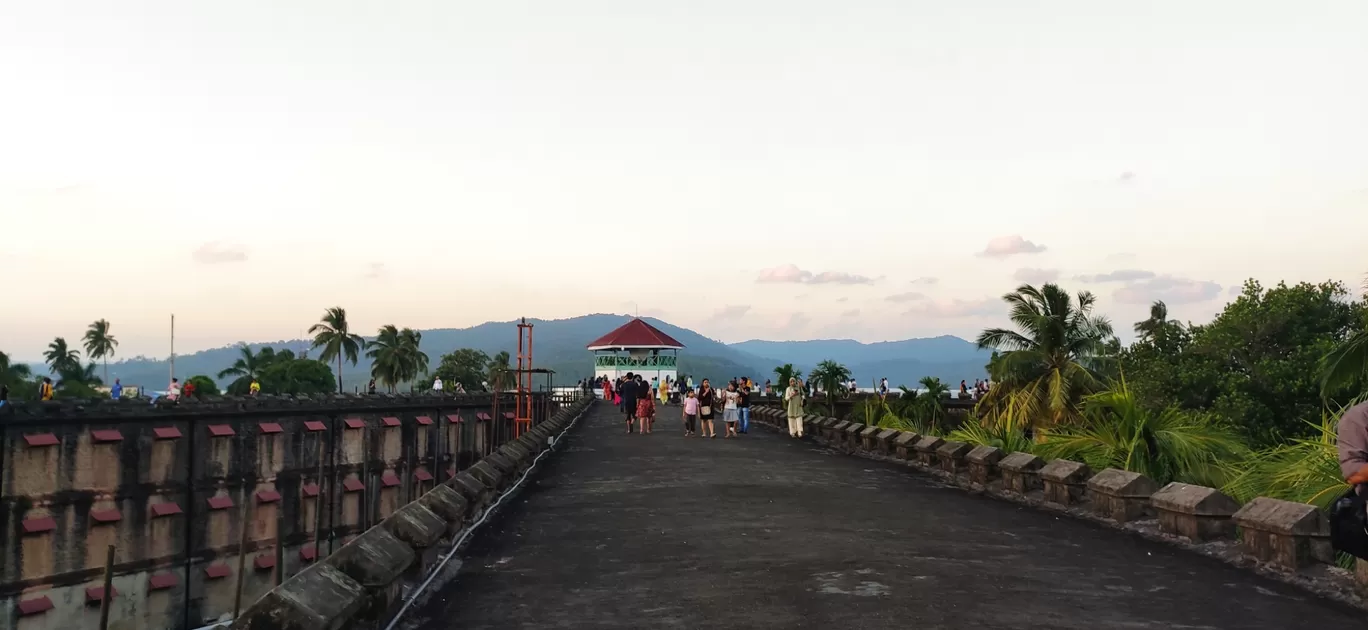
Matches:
[[681, 389, 699, 437]]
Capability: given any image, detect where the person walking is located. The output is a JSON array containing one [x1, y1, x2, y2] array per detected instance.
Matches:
[[722, 382, 741, 437], [39, 377, 55, 401], [620, 372, 640, 433], [697, 379, 717, 438], [111, 378, 123, 399], [784, 377, 805, 438], [636, 389, 656, 434], [432, 376, 443, 392], [681, 389, 699, 436]]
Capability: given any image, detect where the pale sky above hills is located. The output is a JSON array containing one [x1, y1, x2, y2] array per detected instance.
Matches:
[[3, 1, 1366, 360]]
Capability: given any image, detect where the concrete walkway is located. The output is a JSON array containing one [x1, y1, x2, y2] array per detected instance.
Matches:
[[406, 403, 1367, 629]]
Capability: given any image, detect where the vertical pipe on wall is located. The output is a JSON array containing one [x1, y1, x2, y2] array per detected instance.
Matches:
[[360, 424, 370, 531], [313, 430, 324, 563], [98, 544, 116, 630], [231, 491, 250, 618], [182, 417, 196, 630]]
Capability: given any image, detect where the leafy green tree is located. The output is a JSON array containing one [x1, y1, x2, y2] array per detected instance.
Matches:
[[257, 354, 336, 395], [1321, 276, 1368, 401], [433, 348, 491, 391], [1133, 300, 1182, 345], [308, 307, 365, 393], [82, 319, 118, 384], [365, 326, 430, 392], [809, 359, 852, 417], [487, 351, 514, 392], [0, 350, 32, 389], [217, 343, 266, 393], [54, 362, 103, 398], [773, 364, 803, 391], [1125, 279, 1363, 446], [1035, 379, 1246, 487], [975, 283, 1114, 432], [43, 337, 81, 376], [186, 375, 220, 397], [1223, 407, 1347, 508]]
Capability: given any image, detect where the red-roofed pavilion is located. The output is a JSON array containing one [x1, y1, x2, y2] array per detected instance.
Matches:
[[587, 318, 684, 385]]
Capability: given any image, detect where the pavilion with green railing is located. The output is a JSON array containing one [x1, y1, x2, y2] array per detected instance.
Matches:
[[586, 318, 684, 389]]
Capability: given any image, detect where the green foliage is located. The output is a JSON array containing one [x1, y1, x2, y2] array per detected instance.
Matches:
[[432, 348, 491, 392], [1036, 380, 1247, 487], [220, 347, 334, 395], [1223, 407, 1348, 509], [43, 337, 81, 376], [809, 359, 852, 416], [0, 350, 32, 390], [309, 306, 365, 393], [366, 326, 429, 391], [1124, 279, 1365, 446], [218, 343, 265, 389], [773, 363, 803, 391], [185, 375, 220, 397], [975, 283, 1114, 431], [948, 421, 1036, 455], [487, 351, 514, 392]]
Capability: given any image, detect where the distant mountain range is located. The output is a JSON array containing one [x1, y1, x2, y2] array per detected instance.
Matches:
[[34, 314, 989, 391]]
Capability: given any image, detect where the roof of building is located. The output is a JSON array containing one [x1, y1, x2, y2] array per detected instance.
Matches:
[[586, 318, 685, 350]]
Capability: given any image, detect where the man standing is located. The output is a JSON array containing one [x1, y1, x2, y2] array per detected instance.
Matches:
[[433, 376, 444, 393], [111, 378, 123, 399], [737, 380, 752, 434], [619, 372, 639, 433], [1339, 401, 1368, 490]]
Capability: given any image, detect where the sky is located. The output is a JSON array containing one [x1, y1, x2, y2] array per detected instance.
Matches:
[[3, 1, 1366, 361]]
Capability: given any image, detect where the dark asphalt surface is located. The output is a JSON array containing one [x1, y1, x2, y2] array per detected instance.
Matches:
[[406, 402, 1367, 629]]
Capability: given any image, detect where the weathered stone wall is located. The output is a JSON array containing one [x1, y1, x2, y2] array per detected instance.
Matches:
[[233, 396, 592, 630], [748, 404, 1367, 610], [0, 392, 567, 630]]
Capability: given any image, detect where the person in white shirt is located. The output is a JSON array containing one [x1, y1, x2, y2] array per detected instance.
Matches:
[[433, 377, 444, 392], [167, 378, 182, 402]]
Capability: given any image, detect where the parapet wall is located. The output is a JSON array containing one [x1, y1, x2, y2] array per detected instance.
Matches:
[[749, 404, 1367, 609], [233, 396, 593, 630], [0, 391, 570, 630]]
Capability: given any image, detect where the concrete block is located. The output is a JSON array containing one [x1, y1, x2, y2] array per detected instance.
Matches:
[[417, 484, 470, 530], [842, 423, 863, 449], [998, 452, 1045, 494], [1086, 469, 1159, 523], [448, 472, 490, 509], [326, 527, 415, 588], [965, 445, 1004, 485], [859, 425, 881, 451], [1150, 482, 1239, 541], [913, 436, 944, 467], [893, 432, 920, 460], [484, 452, 518, 476], [936, 441, 972, 475], [830, 420, 852, 442], [233, 562, 366, 630], [383, 503, 446, 549], [469, 460, 504, 491], [1232, 497, 1333, 569], [875, 429, 900, 454], [1039, 459, 1091, 506]]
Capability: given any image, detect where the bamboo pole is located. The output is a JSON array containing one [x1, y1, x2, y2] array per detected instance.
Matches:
[[97, 544, 116, 630], [274, 504, 285, 586], [231, 491, 250, 618]]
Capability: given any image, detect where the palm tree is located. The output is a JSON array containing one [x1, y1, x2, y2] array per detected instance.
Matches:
[[808, 359, 852, 417], [918, 376, 950, 428], [1133, 300, 1182, 345], [82, 319, 118, 384], [398, 328, 429, 384], [43, 337, 81, 376], [487, 351, 514, 392], [217, 344, 265, 392], [365, 326, 405, 392], [773, 364, 803, 392], [308, 307, 365, 392], [1037, 378, 1246, 488], [975, 283, 1115, 432], [0, 350, 32, 387]]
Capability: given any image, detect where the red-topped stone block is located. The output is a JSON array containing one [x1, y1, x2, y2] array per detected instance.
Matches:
[[381, 473, 401, 487], [344, 418, 365, 429], [22, 516, 56, 534], [258, 422, 283, 434], [204, 564, 231, 579], [91, 429, 123, 443], [148, 572, 178, 590], [343, 478, 365, 492], [85, 585, 118, 603], [414, 469, 434, 482], [503, 411, 516, 420], [151, 502, 182, 517], [253, 555, 276, 570], [383, 416, 402, 427], [256, 489, 282, 503], [476, 412, 492, 421], [304, 421, 327, 432], [207, 496, 234, 510], [445, 414, 462, 424], [153, 426, 182, 439], [302, 483, 320, 497], [91, 508, 122, 524], [18, 596, 53, 616], [23, 433, 59, 447], [300, 544, 318, 561], [208, 424, 235, 437]]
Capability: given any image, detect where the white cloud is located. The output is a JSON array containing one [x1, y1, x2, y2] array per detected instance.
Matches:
[[708, 304, 752, 321], [903, 298, 1000, 318], [909, 277, 939, 285], [978, 235, 1047, 258], [885, 291, 928, 303], [1012, 268, 1060, 284], [756, 264, 874, 285], [1075, 269, 1156, 283], [192, 242, 248, 264], [1115, 276, 1222, 305]]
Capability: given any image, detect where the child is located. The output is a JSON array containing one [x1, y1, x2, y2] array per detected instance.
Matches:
[[682, 389, 699, 436], [636, 394, 655, 434], [723, 382, 741, 438]]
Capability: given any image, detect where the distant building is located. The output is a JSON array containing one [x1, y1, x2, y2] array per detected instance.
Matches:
[[586, 318, 685, 385]]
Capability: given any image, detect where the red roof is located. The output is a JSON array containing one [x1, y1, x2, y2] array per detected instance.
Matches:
[[586, 318, 684, 349]]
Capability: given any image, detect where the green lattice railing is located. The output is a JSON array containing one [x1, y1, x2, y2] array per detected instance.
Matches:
[[594, 355, 677, 369]]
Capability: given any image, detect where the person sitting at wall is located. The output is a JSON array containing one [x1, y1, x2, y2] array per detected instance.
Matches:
[[1333, 400, 1368, 559]]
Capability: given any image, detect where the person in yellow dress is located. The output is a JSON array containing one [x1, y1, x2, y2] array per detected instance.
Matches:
[[659, 378, 669, 405], [249, 379, 261, 396]]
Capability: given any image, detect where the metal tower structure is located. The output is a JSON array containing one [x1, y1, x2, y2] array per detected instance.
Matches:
[[515, 318, 534, 437]]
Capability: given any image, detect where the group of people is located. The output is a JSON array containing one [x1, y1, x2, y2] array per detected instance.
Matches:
[[604, 372, 759, 438]]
